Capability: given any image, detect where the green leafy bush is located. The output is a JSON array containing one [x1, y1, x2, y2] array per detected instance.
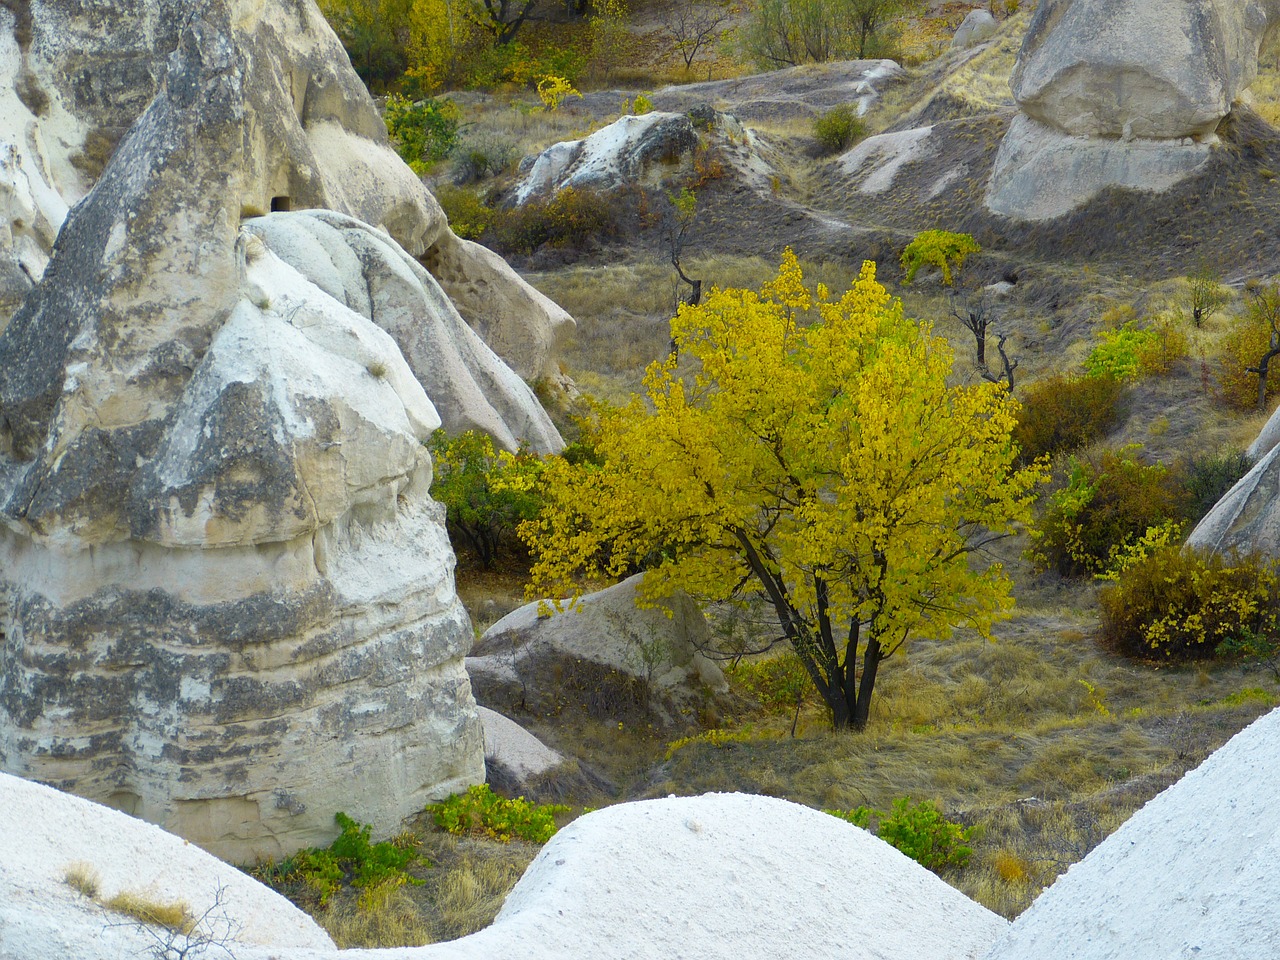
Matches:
[[451, 132, 518, 184], [728, 652, 814, 716], [429, 784, 569, 843], [827, 798, 974, 874], [900, 230, 980, 286], [1085, 323, 1163, 381], [384, 94, 461, 175], [254, 812, 422, 906], [1012, 373, 1126, 465], [488, 186, 620, 257], [1030, 447, 1188, 577], [428, 429, 545, 569], [813, 104, 865, 154], [433, 184, 494, 241], [1099, 545, 1280, 660]]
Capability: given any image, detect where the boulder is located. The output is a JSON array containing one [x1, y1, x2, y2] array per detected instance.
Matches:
[[513, 107, 781, 204], [0, 11, 484, 862], [987, 0, 1280, 219], [468, 574, 728, 727], [0, 0, 571, 393], [952, 9, 999, 50]]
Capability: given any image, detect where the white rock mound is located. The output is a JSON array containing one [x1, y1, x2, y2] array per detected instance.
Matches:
[[983, 705, 1280, 960]]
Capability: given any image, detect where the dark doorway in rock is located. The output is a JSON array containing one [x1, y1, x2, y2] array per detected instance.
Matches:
[[271, 196, 292, 212]]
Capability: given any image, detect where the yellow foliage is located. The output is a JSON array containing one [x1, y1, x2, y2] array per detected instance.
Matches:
[[522, 250, 1046, 727], [536, 75, 582, 111]]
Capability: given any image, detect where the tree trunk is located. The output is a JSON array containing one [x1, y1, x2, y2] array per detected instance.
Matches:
[[851, 637, 882, 730]]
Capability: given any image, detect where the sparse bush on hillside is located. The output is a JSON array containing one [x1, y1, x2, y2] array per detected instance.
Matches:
[[813, 104, 866, 154], [1012, 374, 1126, 465], [741, 0, 921, 67], [1085, 320, 1186, 381], [1218, 280, 1280, 410], [827, 798, 974, 874], [1175, 451, 1254, 525], [1031, 447, 1188, 578], [1099, 545, 1280, 660], [451, 132, 519, 183], [487, 186, 621, 257], [900, 230, 980, 287]]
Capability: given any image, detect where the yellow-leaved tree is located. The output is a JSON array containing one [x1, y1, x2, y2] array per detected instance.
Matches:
[[522, 251, 1046, 729]]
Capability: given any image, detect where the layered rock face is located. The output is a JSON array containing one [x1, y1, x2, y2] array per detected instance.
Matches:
[[0, 4, 522, 861], [0, 0, 571, 400], [987, 0, 1280, 219]]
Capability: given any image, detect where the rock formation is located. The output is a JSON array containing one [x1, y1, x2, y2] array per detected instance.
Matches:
[[987, 0, 1280, 220], [0, 0, 572, 411], [0, 1, 559, 861], [468, 574, 728, 728]]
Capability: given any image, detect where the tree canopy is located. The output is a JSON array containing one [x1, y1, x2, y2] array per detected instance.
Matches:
[[522, 251, 1046, 728]]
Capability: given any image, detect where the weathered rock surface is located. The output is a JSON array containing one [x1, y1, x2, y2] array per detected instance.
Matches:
[[513, 107, 782, 204], [0, 0, 569, 396], [246, 211, 562, 453], [0, 9, 485, 862], [468, 574, 728, 727], [987, 0, 1280, 219]]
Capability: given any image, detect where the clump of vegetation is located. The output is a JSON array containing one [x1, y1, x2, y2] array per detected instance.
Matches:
[[384, 94, 461, 175], [1218, 280, 1280, 410], [1085, 321, 1185, 381], [1012, 373, 1126, 464], [813, 104, 865, 154], [429, 784, 570, 843], [727, 652, 815, 717], [428, 429, 545, 569], [488, 186, 621, 257], [103, 891, 194, 933], [900, 230, 980, 286], [536, 75, 581, 111], [741, 0, 922, 66], [665, 727, 769, 760], [432, 184, 495, 241], [62, 862, 101, 899], [827, 798, 974, 874], [1031, 447, 1188, 578], [1176, 451, 1254, 525], [450, 132, 518, 184], [254, 813, 423, 907], [1099, 546, 1280, 660]]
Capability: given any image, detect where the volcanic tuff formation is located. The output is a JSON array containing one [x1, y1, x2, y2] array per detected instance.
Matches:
[[987, 0, 1280, 219], [0, 0, 578, 860]]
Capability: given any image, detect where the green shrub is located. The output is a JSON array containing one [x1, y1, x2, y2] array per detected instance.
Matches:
[[488, 186, 620, 257], [1098, 545, 1280, 660], [428, 429, 545, 569], [1031, 447, 1188, 577], [1085, 323, 1163, 381], [451, 132, 518, 184], [813, 104, 865, 154], [1175, 451, 1254, 525], [728, 651, 814, 716], [429, 784, 570, 843], [900, 230, 980, 286], [384, 94, 461, 175], [1012, 373, 1126, 465], [827, 798, 974, 874], [254, 812, 423, 907], [1217, 312, 1280, 409], [433, 184, 494, 241]]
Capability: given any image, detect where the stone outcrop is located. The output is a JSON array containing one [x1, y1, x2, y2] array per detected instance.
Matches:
[[0, 0, 570, 411], [952, 9, 998, 50], [468, 574, 728, 728], [513, 107, 782, 205], [987, 0, 1280, 219], [0, 6, 495, 862]]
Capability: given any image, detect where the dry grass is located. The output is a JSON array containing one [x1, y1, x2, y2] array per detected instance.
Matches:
[[937, 8, 1029, 112], [102, 890, 194, 933], [321, 885, 433, 949], [62, 862, 100, 900]]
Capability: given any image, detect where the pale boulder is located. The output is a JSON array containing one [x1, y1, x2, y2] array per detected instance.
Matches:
[[952, 9, 998, 49]]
